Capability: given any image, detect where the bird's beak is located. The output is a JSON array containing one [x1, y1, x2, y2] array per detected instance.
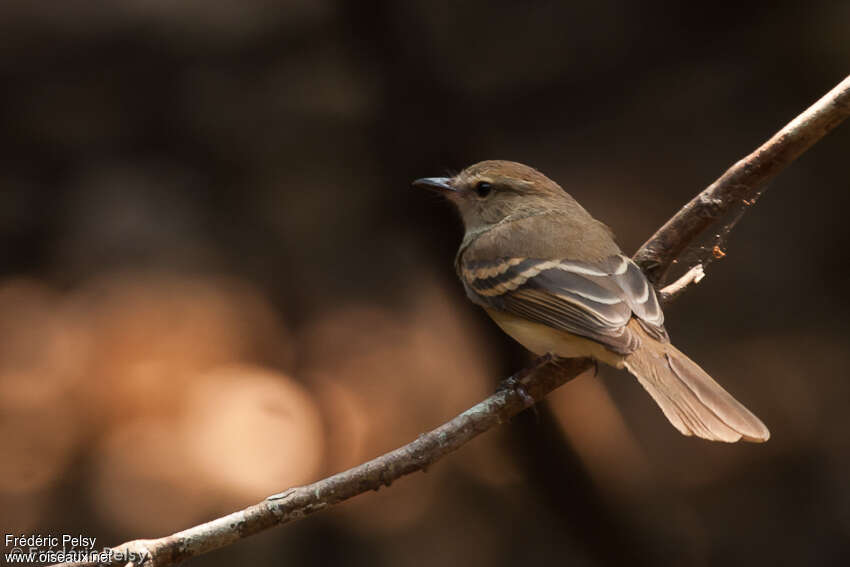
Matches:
[[412, 177, 455, 193]]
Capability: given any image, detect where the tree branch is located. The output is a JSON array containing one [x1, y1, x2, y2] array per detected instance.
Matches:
[[58, 358, 591, 567], [634, 74, 850, 285], [52, 74, 850, 567]]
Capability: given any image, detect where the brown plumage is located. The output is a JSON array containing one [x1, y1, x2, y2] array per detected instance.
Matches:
[[413, 160, 769, 443]]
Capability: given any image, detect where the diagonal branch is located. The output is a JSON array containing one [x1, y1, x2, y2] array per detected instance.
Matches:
[[56, 358, 592, 567], [52, 74, 850, 567], [634, 74, 850, 286]]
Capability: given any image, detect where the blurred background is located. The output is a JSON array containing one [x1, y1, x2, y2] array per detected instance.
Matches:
[[1, 1, 849, 566]]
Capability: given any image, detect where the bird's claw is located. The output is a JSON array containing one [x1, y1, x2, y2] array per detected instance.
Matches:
[[498, 353, 558, 408], [500, 374, 536, 408]]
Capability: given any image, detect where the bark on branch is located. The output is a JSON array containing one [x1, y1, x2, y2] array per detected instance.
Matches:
[[53, 73, 850, 567], [634, 74, 850, 286]]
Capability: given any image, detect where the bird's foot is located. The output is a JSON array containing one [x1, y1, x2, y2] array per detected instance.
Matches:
[[500, 374, 535, 408], [498, 353, 558, 408]]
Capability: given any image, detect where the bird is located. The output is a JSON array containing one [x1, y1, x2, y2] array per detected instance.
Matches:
[[413, 160, 769, 443]]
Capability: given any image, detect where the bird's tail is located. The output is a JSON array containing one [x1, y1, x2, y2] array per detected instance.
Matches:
[[623, 329, 770, 443]]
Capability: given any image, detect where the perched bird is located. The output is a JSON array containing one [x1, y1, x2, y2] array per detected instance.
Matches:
[[413, 160, 769, 443]]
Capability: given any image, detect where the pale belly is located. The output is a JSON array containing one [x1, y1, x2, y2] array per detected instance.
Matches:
[[484, 308, 625, 368]]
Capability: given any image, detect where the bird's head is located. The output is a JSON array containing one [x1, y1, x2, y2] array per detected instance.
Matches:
[[413, 160, 573, 231]]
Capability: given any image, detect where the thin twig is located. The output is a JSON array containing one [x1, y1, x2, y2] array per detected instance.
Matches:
[[658, 264, 705, 304], [52, 74, 850, 567], [634, 74, 850, 286]]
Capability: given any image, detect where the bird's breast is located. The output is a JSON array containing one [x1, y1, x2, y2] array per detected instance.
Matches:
[[484, 308, 626, 368]]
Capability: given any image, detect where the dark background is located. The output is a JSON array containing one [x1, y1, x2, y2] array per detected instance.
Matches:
[[2, 2, 849, 566]]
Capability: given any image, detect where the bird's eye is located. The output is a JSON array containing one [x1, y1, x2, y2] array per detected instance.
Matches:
[[475, 181, 493, 198]]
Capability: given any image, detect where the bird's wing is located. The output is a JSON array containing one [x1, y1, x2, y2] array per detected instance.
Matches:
[[460, 255, 667, 355]]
